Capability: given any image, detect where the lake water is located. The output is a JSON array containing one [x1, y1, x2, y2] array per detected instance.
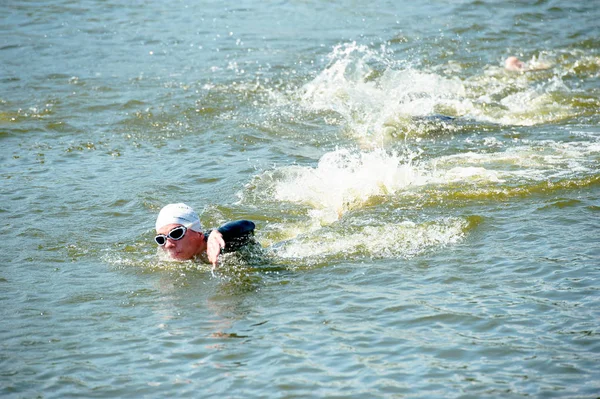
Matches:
[[1, 0, 599, 397]]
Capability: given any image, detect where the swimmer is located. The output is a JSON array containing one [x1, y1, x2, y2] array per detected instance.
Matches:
[[504, 56, 551, 72], [154, 203, 255, 267], [504, 56, 525, 71]]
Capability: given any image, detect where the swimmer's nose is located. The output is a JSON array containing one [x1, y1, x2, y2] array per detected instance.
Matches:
[[164, 238, 176, 248]]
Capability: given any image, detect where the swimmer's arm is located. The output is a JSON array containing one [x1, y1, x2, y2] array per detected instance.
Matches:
[[207, 220, 255, 268], [217, 220, 256, 242], [206, 230, 225, 268]]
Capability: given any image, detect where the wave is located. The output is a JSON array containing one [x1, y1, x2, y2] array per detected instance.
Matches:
[[290, 42, 592, 144], [238, 130, 598, 260]]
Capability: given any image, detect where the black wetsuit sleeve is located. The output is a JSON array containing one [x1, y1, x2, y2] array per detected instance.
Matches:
[[205, 220, 256, 252]]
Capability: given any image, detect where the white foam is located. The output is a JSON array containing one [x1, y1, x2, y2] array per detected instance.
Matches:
[[299, 43, 470, 140], [272, 217, 470, 262], [292, 42, 580, 139], [268, 148, 423, 222], [244, 134, 598, 230]]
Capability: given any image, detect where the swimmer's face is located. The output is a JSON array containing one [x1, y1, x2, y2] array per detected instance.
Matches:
[[505, 56, 524, 71], [156, 223, 201, 260]]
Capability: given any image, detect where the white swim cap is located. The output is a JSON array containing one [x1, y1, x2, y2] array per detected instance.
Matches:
[[155, 203, 202, 232]]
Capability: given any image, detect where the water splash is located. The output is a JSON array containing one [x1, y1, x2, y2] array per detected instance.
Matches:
[[297, 42, 468, 142], [292, 42, 585, 144], [270, 216, 477, 266], [245, 148, 423, 225], [241, 131, 598, 258]]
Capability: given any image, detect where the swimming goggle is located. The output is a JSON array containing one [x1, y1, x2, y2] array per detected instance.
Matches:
[[155, 225, 188, 246]]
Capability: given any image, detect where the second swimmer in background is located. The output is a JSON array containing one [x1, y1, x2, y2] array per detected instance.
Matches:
[[504, 56, 551, 72]]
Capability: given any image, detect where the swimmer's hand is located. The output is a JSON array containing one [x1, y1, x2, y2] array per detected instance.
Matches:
[[207, 230, 225, 268]]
